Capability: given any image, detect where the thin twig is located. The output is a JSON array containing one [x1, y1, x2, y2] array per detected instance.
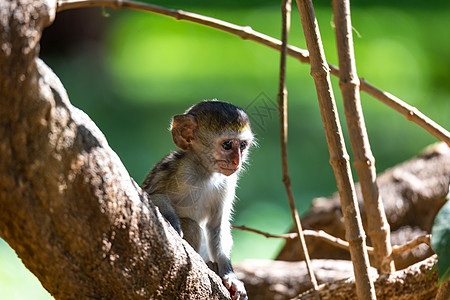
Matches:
[[233, 225, 374, 253], [57, 0, 450, 147], [391, 234, 431, 256], [358, 77, 450, 147], [232, 225, 298, 239], [332, 0, 394, 274], [233, 225, 432, 258], [295, 0, 376, 298], [302, 229, 373, 254], [277, 0, 320, 297]]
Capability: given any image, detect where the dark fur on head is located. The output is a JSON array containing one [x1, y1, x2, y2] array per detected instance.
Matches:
[[184, 100, 251, 132]]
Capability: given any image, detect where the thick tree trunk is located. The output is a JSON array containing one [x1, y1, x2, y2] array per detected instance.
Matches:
[[0, 1, 229, 299]]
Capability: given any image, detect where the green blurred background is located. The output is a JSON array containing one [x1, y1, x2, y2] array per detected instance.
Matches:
[[1, 0, 449, 298]]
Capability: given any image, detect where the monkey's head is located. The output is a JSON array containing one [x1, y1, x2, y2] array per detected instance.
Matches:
[[171, 100, 255, 176]]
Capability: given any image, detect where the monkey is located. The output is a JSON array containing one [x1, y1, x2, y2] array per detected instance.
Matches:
[[142, 100, 254, 300]]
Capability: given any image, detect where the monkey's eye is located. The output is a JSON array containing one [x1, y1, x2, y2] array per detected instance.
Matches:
[[222, 140, 233, 150], [239, 141, 248, 151]]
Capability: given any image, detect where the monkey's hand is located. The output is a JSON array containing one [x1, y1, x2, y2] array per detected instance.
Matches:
[[222, 272, 247, 300]]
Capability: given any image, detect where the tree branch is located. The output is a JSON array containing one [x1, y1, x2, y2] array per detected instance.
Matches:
[[0, 1, 229, 299], [234, 225, 432, 259], [276, 0, 320, 297], [359, 77, 450, 147], [233, 225, 298, 240], [56, 0, 450, 147], [56, 0, 310, 62], [332, 0, 394, 274], [391, 234, 431, 256], [295, 255, 439, 300], [294, 0, 376, 298], [235, 259, 376, 300]]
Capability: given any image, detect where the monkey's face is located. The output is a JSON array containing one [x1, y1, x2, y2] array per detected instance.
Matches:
[[212, 129, 253, 176], [171, 101, 255, 177]]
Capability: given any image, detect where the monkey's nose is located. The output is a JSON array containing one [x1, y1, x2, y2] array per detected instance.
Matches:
[[232, 160, 239, 168], [231, 148, 241, 168]]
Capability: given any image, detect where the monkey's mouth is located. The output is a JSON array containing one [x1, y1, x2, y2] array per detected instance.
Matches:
[[218, 168, 238, 176], [216, 161, 239, 176]]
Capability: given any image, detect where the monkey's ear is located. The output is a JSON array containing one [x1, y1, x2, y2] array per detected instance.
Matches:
[[172, 114, 197, 151]]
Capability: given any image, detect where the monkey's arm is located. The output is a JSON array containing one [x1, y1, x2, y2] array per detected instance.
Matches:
[[150, 194, 183, 236], [179, 217, 202, 252], [207, 210, 247, 300]]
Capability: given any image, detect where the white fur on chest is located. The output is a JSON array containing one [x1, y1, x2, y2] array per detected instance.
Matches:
[[173, 172, 237, 223]]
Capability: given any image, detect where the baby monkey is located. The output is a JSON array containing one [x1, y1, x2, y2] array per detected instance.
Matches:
[[142, 100, 254, 300]]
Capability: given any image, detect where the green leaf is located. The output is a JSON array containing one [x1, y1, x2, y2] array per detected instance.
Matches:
[[431, 199, 450, 283]]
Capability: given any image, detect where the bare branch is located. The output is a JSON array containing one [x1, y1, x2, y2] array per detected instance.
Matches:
[[56, 0, 450, 147], [233, 225, 369, 253], [234, 225, 433, 260], [359, 78, 450, 147], [303, 230, 372, 254], [232, 225, 298, 239], [276, 0, 320, 297], [391, 234, 431, 256], [56, 0, 310, 62], [294, 0, 376, 298], [332, 0, 394, 274]]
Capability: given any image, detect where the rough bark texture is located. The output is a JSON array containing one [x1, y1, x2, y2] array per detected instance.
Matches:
[[234, 256, 438, 300], [277, 143, 449, 271], [435, 280, 450, 300], [295, 255, 439, 300], [0, 1, 229, 299], [234, 259, 377, 300]]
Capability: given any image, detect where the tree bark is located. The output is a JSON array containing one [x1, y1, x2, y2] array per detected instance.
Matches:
[[295, 255, 438, 300], [0, 1, 229, 299], [233, 256, 438, 300], [435, 280, 450, 300], [234, 259, 376, 300]]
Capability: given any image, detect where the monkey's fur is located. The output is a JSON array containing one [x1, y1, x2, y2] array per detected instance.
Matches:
[[142, 100, 254, 300]]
